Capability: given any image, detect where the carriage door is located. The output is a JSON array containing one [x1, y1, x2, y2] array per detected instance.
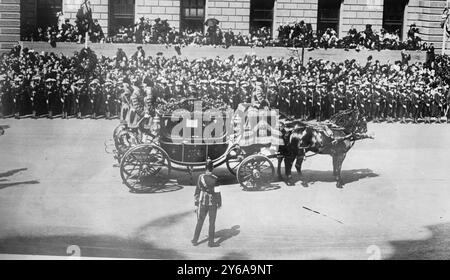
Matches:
[[250, 0, 275, 34], [317, 0, 341, 35], [109, 0, 135, 36], [383, 0, 408, 40]]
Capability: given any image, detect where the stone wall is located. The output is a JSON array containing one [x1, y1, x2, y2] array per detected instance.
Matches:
[[207, 0, 250, 34], [275, 0, 318, 29], [406, 0, 447, 49], [340, 0, 383, 37], [135, 0, 180, 29], [63, 0, 109, 33], [0, 0, 20, 52]]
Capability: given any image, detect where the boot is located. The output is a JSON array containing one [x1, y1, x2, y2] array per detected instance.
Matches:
[[14, 113, 20, 119], [106, 112, 111, 120], [48, 111, 53, 119], [91, 112, 96, 119], [32, 111, 37, 119]]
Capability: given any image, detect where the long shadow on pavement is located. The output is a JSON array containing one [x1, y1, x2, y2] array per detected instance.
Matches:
[[0, 168, 39, 190], [0, 180, 40, 190], [0, 234, 182, 259], [0, 168, 28, 178], [387, 222, 450, 260]]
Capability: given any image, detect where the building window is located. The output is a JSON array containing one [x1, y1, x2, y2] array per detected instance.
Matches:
[[250, 0, 275, 33], [36, 0, 62, 28], [383, 0, 408, 39], [317, 0, 341, 34], [109, 0, 135, 36], [180, 0, 205, 33]]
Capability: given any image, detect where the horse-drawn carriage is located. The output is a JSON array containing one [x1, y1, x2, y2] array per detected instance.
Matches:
[[107, 98, 373, 191], [107, 100, 280, 192]]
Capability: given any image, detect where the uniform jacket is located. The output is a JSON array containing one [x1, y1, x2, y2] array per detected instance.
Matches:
[[194, 173, 222, 208]]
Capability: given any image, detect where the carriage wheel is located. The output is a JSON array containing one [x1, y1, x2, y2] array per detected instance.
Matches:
[[236, 155, 275, 190], [226, 146, 245, 176], [113, 123, 126, 140], [120, 144, 171, 192], [114, 128, 139, 163]]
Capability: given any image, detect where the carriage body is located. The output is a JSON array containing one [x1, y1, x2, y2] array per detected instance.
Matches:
[[114, 102, 279, 192]]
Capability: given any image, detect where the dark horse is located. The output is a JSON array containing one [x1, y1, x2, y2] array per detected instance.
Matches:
[[278, 109, 370, 188]]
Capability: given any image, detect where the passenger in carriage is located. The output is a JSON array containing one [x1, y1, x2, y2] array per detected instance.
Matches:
[[251, 78, 269, 110]]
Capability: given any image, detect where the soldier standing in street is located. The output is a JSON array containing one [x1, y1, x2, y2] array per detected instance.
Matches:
[[192, 158, 222, 248]]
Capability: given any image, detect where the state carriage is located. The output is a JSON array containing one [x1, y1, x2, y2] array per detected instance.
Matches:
[[108, 100, 279, 192]]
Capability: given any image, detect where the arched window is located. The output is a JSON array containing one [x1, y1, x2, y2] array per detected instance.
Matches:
[[180, 0, 205, 33], [109, 0, 135, 36], [382, 0, 408, 39], [317, 0, 341, 35], [250, 0, 275, 33]]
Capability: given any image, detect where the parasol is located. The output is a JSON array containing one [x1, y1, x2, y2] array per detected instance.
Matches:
[[204, 18, 220, 27]]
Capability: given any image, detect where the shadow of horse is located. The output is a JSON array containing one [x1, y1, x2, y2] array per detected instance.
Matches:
[[286, 168, 378, 188], [131, 178, 183, 194]]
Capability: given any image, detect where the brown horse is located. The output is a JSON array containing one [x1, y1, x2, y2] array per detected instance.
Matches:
[[278, 109, 370, 188]]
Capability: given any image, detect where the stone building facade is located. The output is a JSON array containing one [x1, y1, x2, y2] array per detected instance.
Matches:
[[0, 0, 449, 52]]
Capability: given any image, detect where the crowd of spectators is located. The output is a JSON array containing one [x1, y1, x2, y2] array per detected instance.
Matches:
[[277, 21, 424, 51], [1, 44, 449, 123], [21, 12, 425, 51]]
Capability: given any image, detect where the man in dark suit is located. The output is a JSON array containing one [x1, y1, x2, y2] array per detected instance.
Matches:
[[192, 158, 222, 247]]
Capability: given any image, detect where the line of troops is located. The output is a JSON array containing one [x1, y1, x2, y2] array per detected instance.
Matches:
[[1, 74, 450, 123]]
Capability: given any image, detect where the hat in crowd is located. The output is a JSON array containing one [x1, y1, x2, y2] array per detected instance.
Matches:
[[175, 81, 183, 86], [61, 79, 70, 85], [45, 78, 56, 83], [32, 75, 41, 81]]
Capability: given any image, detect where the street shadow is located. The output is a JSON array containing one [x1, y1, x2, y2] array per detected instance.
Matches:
[[0, 234, 182, 259], [215, 225, 241, 245], [220, 251, 249, 260], [135, 211, 193, 233], [243, 183, 281, 192], [0, 180, 40, 190], [286, 168, 378, 188], [387, 223, 450, 260], [197, 225, 241, 246], [0, 168, 28, 178], [131, 178, 183, 194]]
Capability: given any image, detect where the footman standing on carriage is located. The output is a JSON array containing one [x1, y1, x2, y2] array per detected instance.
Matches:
[[192, 158, 221, 248]]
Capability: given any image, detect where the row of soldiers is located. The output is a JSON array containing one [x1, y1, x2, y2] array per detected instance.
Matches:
[[2, 73, 450, 123], [272, 79, 450, 123], [0, 76, 119, 119]]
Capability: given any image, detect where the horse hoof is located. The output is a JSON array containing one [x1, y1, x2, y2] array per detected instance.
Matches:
[[336, 182, 343, 189]]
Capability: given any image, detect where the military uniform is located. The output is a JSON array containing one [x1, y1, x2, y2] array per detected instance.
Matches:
[[192, 160, 222, 247], [61, 79, 72, 119]]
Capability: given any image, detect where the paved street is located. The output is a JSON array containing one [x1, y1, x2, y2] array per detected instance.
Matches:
[[0, 119, 450, 259]]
